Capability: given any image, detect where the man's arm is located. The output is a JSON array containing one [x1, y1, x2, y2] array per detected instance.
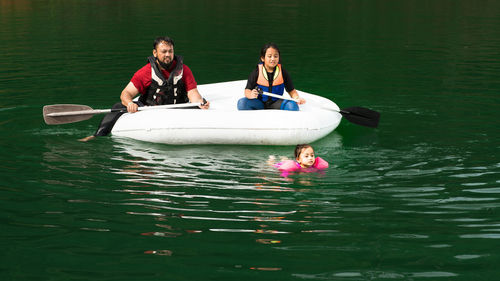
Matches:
[[120, 82, 140, 113], [187, 88, 210, 109]]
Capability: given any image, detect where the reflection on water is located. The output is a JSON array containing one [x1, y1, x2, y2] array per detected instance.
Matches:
[[108, 136, 340, 225]]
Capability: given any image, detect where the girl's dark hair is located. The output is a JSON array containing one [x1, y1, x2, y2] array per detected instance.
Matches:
[[260, 42, 280, 58], [153, 36, 175, 49], [294, 144, 313, 159]]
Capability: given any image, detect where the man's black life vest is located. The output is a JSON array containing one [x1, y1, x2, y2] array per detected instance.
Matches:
[[139, 55, 189, 106]]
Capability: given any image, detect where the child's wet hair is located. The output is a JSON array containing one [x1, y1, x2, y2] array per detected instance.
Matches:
[[294, 144, 313, 159]]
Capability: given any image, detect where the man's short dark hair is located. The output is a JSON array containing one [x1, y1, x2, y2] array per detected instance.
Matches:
[[153, 36, 175, 49]]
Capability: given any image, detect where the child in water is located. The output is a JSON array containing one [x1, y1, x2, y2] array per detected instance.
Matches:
[[272, 144, 329, 175], [238, 42, 306, 111]]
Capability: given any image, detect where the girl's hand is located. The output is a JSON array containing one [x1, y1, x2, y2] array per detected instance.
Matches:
[[295, 97, 306, 105], [251, 89, 260, 99]]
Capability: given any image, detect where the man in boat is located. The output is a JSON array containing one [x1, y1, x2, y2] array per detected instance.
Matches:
[[80, 36, 209, 141]]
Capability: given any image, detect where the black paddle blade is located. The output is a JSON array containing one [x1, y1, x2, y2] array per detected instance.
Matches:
[[340, 106, 380, 128], [43, 104, 94, 125]]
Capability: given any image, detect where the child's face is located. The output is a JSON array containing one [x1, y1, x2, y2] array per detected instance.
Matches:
[[261, 47, 280, 70], [296, 147, 315, 168]]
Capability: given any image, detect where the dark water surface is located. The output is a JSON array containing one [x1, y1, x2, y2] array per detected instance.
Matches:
[[1, 1, 500, 280]]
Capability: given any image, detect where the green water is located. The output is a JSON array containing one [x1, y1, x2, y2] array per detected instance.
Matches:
[[1, 1, 500, 280]]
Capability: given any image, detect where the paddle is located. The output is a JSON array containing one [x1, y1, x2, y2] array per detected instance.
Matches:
[[259, 90, 380, 128], [43, 102, 201, 125]]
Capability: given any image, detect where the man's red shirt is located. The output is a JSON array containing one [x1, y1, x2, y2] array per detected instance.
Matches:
[[130, 60, 197, 94]]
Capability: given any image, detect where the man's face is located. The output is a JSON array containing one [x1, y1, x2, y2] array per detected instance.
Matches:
[[153, 42, 174, 67]]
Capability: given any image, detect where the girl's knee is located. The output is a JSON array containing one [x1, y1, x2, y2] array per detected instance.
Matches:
[[282, 101, 299, 111], [238, 98, 264, 110], [237, 98, 249, 110]]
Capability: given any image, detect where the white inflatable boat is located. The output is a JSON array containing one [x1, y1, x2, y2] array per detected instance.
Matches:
[[110, 80, 341, 145]]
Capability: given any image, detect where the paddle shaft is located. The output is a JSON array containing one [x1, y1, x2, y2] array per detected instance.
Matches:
[[260, 91, 340, 112], [260, 90, 380, 128], [46, 102, 201, 117], [260, 91, 298, 103]]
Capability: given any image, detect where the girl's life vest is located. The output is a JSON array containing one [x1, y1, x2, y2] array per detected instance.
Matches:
[[274, 157, 329, 173], [139, 55, 188, 106], [256, 63, 285, 102]]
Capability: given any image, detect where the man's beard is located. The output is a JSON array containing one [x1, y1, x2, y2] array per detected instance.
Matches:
[[157, 58, 173, 69]]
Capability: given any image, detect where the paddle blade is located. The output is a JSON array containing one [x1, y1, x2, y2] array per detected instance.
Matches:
[[43, 104, 95, 125], [340, 106, 380, 128]]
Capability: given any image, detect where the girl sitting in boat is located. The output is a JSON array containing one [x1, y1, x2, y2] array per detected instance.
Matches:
[[272, 144, 329, 175], [238, 43, 306, 111]]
